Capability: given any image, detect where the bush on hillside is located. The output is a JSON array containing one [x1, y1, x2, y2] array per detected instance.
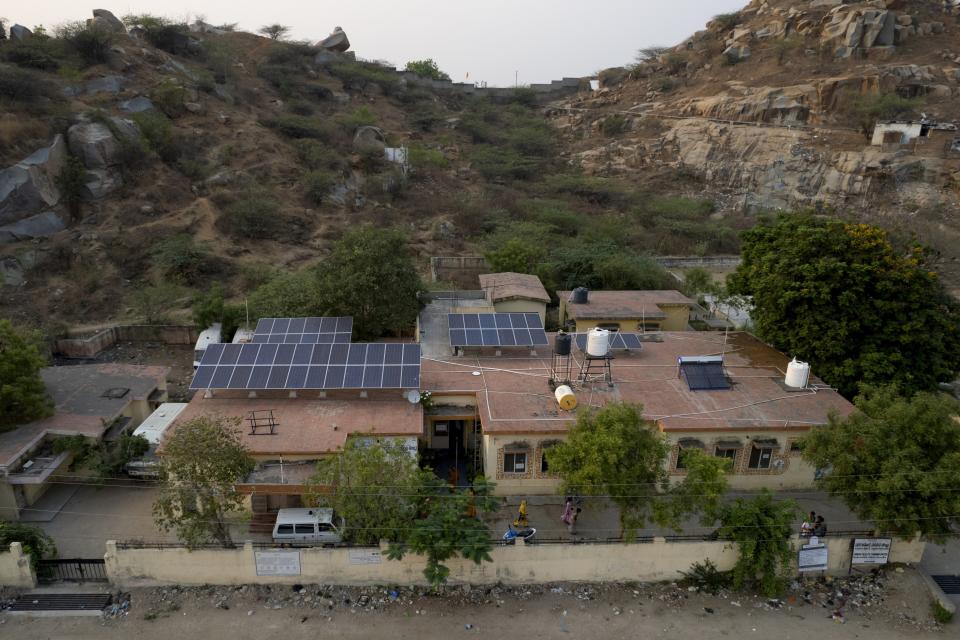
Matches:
[[470, 146, 541, 180], [130, 111, 178, 162], [2, 38, 65, 70], [0, 65, 59, 104], [543, 174, 634, 207], [303, 170, 337, 205], [712, 12, 742, 32], [57, 22, 114, 66], [150, 234, 215, 284], [218, 192, 284, 240], [293, 139, 347, 172], [328, 60, 401, 95], [261, 114, 338, 142], [600, 114, 628, 137], [850, 92, 924, 138], [404, 58, 451, 81]]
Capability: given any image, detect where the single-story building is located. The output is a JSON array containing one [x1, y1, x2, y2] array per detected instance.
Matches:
[[479, 272, 551, 323], [871, 119, 958, 147], [558, 289, 695, 332], [0, 364, 169, 520]]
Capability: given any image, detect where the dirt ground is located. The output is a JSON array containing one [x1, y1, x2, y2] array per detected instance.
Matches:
[[2, 568, 949, 639]]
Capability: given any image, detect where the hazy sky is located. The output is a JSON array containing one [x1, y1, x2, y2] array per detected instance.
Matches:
[[12, 1, 745, 86]]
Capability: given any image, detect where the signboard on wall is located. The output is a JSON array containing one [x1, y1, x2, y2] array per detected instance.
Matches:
[[348, 549, 383, 565], [852, 538, 891, 565], [798, 539, 828, 572], [255, 550, 301, 576]]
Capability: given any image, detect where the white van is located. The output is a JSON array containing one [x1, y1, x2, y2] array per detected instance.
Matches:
[[193, 323, 222, 368], [272, 508, 345, 546]]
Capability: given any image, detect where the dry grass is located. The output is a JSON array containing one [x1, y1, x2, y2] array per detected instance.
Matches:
[[0, 115, 50, 163]]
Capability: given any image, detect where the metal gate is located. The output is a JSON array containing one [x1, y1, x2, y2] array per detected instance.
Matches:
[[36, 559, 108, 584]]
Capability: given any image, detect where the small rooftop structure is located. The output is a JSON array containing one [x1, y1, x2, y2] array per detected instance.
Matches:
[[558, 290, 695, 321], [132, 403, 188, 445], [0, 363, 169, 470], [480, 272, 550, 304]]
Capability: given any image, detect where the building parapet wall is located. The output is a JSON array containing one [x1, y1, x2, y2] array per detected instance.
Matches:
[[55, 325, 199, 358], [102, 535, 924, 588]]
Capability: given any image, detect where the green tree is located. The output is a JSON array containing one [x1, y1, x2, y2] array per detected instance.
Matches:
[[259, 24, 290, 40], [728, 214, 960, 397], [248, 270, 323, 319], [56, 156, 87, 220], [0, 522, 56, 569], [681, 267, 714, 298], [387, 476, 498, 588], [851, 93, 924, 138], [307, 438, 425, 545], [153, 416, 255, 548], [151, 234, 212, 284], [485, 237, 546, 274], [192, 283, 243, 340], [546, 403, 729, 535], [0, 320, 52, 432], [317, 227, 423, 339], [404, 58, 451, 81], [717, 490, 797, 597], [802, 385, 960, 540]]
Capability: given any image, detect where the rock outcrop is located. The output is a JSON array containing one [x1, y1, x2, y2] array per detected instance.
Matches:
[[0, 135, 67, 225], [89, 9, 127, 33], [9, 24, 32, 42], [66, 118, 140, 199], [0, 211, 66, 245], [317, 27, 350, 52]]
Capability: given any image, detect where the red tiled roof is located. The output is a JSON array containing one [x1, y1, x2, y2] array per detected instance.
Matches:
[[480, 272, 550, 303]]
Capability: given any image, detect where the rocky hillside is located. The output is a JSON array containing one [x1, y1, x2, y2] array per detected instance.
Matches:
[[551, 0, 960, 289], [2, 2, 959, 332]]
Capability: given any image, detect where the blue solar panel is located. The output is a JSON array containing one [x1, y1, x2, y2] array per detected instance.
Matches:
[[190, 341, 421, 390], [252, 317, 353, 343], [448, 313, 547, 347], [575, 332, 644, 352], [679, 359, 731, 391]]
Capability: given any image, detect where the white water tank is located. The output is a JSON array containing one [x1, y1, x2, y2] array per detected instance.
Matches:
[[785, 358, 810, 389], [555, 385, 577, 411], [586, 328, 610, 357]]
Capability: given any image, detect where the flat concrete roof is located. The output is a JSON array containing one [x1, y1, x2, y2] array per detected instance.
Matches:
[[479, 272, 550, 304], [559, 290, 695, 321], [0, 364, 169, 470], [420, 332, 854, 435], [169, 394, 423, 457]]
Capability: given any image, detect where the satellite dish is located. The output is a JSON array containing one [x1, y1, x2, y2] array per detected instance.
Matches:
[[405, 390, 421, 404]]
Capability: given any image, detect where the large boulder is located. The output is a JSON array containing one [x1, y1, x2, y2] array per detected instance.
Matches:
[[861, 11, 895, 48], [67, 122, 119, 169], [90, 9, 127, 33], [9, 24, 32, 42], [84, 75, 126, 95], [0, 211, 66, 245], [118, 95, 155, 113], [722, 44, 751, 64], [81, 168, 123, 199], [317, 26, 350, 52], [0, 135, 67, 225]]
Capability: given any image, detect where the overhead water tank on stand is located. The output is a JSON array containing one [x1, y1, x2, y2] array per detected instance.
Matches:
[[785, 358, 810, 389], [555, 385, 578, 411], [571, 287, 589, 304], [586, 328, 610, 358], [554, 332, 572, 356]]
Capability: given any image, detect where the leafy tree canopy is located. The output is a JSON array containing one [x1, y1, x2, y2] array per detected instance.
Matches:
[[0, 522, 56, 569], [153, 416, 255, 548], [316, 226, 423, 340], [0, 319, 52, 432], [728, 214, 960, 397], [387, 476, 498, 588], [802, 385, 960, 541], [546, 403, 729, 535], [307, 438, 427, 545], [404, 58, 451, 81], [718, 490, 797, 597]]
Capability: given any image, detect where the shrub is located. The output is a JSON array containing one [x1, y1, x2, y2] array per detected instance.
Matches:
[[342, 106, 376, 131], [931, 599, 954, 624], [663, 52, 688, 74], [123, 15, 193, 55], [655, 76, 676, 92], [636, 46, 668, 63], [150, 234, 213, 284], [57, 22, 114, 66], [680, 559, 732, 595], [131, 111, 177, 162], [128, 281, 190, 324], [56, 157, 87, 219], [328, 60, 401, 95], [543, 174, 633, 207], [600, 114, 628, 137], [510, 88, 538, 107], [712, 12, 742, 32], [293, 139, 347, 171], [0, 65, 58, 104], [303, 169, 337, 204], [287, 99, 314, 116], [407, 104, 443, 132], [506, 125, 554, 157], [470, 146, 540, 180], [219, 193, 283, 239], [2, 39, 65, 70], [261, 114, 337, 141], [151, 80, 187, 118], [248, 269, 323, 319], [0, 523, 56, 569], [404, 58, 450, 81], [850, 92, 924, 138], [409, 145, 447, 169]]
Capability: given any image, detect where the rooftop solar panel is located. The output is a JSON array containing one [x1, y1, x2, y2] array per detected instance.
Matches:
[[252, 316, 353, 344], [574, 333, 644, 352], [448, 313, 548, 347], [189, 342, 421, 391], [679, 359, 731, 391]]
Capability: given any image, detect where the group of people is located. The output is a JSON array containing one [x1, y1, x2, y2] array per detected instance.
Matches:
[[801, 510, 828, 537], [561, 496, 582, 535]]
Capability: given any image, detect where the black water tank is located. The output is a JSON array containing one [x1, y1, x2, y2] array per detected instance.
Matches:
[[571, 287, 589, 304], [554, 332, 572, 356]]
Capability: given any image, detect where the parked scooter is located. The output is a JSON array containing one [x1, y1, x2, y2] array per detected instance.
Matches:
[[502, 524, 537, 543]]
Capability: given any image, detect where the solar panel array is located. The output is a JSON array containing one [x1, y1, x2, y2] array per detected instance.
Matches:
[[190, 342, 421, 390], [252, 317, 353, 344], [679, 358, 730, 391], [448, 313, 549, 347], [574, 332, 643, 352]]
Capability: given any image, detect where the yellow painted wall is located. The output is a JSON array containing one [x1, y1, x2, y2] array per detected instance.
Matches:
[[0, 542, 37, 588], [102, 535, 925, 588], [558, 301, 690, 333], [492, 300, 547, 325], [484, 434, 564, 496], [0, 484, 20, 522]]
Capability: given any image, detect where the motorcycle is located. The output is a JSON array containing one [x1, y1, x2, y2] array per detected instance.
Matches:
[[502, 524, 537, 543]]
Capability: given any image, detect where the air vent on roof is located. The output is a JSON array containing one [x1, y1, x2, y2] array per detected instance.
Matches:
[[101, 387, 130, 399]]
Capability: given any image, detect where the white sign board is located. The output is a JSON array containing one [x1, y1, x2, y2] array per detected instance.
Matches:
[[798, 542, 828, 572], [255, 550, 301, 576], [348, 549, 383, 565], [852, 538, 891, 565]]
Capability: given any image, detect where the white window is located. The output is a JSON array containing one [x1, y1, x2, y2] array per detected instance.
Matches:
[[504, 452, 527, 473]]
